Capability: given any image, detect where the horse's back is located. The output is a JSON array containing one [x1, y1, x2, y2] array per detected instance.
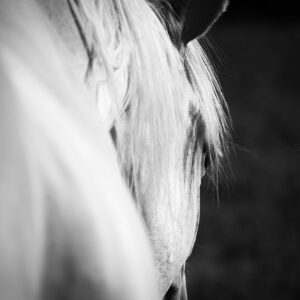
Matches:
[[0, 1, 159, 299]]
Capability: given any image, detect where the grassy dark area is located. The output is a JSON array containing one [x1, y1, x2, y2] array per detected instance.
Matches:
[[187, 23, 300, 300]]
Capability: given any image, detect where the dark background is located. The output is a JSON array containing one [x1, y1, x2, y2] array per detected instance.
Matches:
[[187, 0, 300, 299]]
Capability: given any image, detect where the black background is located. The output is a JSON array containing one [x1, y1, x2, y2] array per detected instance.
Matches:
[[187, 0, 300, 299]]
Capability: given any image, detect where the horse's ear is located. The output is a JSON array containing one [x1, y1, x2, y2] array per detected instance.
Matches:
[[167, 0, 229, 45]]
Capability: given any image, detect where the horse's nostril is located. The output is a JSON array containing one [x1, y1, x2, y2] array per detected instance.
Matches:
[[164, 284, 180, 300], [164, 283, 188, 300], [164, 267, 188, 300]]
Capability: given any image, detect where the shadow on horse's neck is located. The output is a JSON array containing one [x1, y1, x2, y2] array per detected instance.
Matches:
[[37, 0, 89, 81]]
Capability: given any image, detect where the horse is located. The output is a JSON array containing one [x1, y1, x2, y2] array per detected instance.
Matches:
[[0, 0, 231, 299], [0, 0, 160, 299], [36, 0, 231, 298]]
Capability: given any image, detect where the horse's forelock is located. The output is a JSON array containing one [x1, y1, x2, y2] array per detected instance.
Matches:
[[151, 2, 231, 184], [183, 40, 231, 186]]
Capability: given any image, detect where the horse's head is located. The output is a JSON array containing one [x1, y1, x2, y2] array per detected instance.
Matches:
[[111, 1, 231, 296], [38, 0, 230, 298]]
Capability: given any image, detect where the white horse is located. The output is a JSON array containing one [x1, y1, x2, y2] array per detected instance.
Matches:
[[37, 0, 231, 298], [0, 0, 231, 299], [0, 0, 160, 299]]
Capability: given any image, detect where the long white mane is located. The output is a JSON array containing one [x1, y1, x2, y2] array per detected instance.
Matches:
[[73, 0, 230, 209]]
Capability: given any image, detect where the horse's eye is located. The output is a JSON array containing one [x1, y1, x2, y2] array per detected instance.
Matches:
[[202, 142, 211, 171], [204, 154, 210, 170]]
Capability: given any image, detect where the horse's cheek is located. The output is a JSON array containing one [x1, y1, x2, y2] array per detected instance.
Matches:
[[140, 182, 200, 296]]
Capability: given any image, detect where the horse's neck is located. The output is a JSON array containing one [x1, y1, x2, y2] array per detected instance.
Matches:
[[0, 1, 160, 299]]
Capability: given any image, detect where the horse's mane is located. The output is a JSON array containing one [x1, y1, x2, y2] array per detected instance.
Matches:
[[73, 0, 230, 211]]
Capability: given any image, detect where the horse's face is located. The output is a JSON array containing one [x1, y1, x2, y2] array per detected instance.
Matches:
[[38, 0, 229, 298], [111, 1, 230, 297], [114, 101, 213, 298]]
